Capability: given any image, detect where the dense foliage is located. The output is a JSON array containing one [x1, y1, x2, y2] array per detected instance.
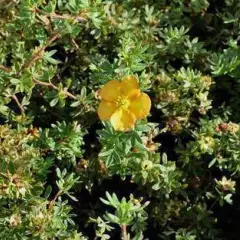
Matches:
[[0, 0, 240, 239]]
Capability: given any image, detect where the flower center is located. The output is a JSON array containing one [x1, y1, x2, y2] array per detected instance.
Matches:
[[116, 96, 130, 110]]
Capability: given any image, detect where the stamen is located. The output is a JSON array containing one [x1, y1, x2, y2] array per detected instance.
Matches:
[[116, 96, 130, 109]]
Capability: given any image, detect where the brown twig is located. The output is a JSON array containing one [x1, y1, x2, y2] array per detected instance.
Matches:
[[63, 90, 77, 100], [0, 66, 25, 114], [1, 33, 60, 75], [21, 32, 61, 73], [0, 65, 12, 73], [0, 172, 8, 178], [70, 38, 79, 50], [47, 12, 87, 22], [12, 95, 25, 115], [33, 79, 77, 100], [34, 79, 57, 89], [48, 190, 62, 210], [121, 225, 128, 240]]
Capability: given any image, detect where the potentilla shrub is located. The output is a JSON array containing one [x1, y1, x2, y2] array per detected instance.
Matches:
[[0, 0, 240, 239]]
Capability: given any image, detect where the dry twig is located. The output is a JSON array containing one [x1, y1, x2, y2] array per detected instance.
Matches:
[[12, 95, 25, 115], [33, 79, 77, 100]]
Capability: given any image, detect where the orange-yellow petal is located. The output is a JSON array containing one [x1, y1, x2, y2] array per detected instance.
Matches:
[[98, 100, 117, 120], [129, 92, 151, 119], [121, 75, 140, 97], [110, 109, 136, 131], [99, 80, 121, 102]]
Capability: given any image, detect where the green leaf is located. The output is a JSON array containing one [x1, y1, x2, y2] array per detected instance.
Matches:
[[44, 50, 61, 65], [44, 186, 52, 199], [50, 97, 59, 107]]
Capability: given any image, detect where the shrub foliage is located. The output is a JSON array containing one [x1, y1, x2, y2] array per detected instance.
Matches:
[[0, 0, 240, 239]]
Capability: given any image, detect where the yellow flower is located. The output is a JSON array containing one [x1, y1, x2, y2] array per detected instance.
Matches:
[[97, 75, 151, 131]]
